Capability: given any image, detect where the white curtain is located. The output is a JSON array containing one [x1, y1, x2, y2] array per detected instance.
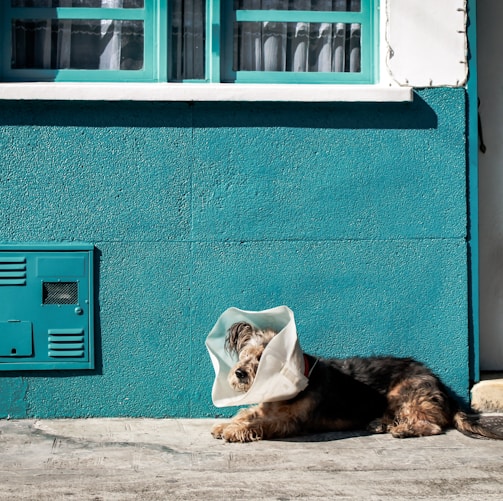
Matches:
[[100, 0, 123, 70], [12, 0, 143, 71], [12, 0, 360, 75], [235, 0, 361, 73], [262, 0, 287, 71]]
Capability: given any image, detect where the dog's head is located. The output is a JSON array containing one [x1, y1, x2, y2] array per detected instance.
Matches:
[[225, 322, 277, 393]]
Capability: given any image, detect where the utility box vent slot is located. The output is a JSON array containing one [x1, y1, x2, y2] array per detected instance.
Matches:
[[43, 282, 78, 305], [48, 329, 85, 358], [0, 244, 94, 371], [0, 256, 26, 286]]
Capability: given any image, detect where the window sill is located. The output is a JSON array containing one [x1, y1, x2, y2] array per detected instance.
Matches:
[[0, 82, 413, 103]]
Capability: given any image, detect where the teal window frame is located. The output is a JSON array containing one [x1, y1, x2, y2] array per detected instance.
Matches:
[[1, 1, 165, 82], [1, 0, 377, 84], [222, 0, 376, 84]]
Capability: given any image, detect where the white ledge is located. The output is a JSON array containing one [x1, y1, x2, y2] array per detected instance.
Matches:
[[0, 82, 413, 103]]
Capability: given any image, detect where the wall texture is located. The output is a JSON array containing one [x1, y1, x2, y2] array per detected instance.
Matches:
[[0, 88, 469, 418]]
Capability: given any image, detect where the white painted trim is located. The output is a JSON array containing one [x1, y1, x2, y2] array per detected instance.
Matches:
[[0, 82, 413, 102]]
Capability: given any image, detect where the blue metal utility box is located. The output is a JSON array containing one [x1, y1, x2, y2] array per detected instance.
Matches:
[[0, 243, 94, 370]]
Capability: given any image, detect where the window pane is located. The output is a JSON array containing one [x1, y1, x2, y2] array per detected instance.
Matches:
[[170, 0, 205, 81], [234, 21, 360, 72], [234, 0, 361, 12], [12, 19, 144, 70], [12, 1, 144, 7]]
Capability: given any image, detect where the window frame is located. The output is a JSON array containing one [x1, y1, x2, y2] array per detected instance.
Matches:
[[0, 0, 414, 102], [221, 0, 376, 84], [1, 1, 162, 83], [1, 0, 377, 85]]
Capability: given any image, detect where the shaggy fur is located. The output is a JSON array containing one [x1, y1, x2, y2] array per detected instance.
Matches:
[[212, 322, 503, 443]]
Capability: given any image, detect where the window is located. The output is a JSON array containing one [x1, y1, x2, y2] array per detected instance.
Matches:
[[1, 0, 376, 84], [223, 0, 374, 83], [3, 0, 154, 82]]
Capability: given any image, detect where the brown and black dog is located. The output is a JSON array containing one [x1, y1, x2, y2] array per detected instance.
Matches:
[[212, 322, 503, 443]]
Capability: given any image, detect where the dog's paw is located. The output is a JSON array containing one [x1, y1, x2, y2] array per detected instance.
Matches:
[[211, 423, 227, 439], [218, 423, 264, 443], [389, 422, 442, 439]]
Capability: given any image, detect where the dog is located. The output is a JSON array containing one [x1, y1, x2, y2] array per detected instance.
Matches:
[[211, 322, 503, 443]]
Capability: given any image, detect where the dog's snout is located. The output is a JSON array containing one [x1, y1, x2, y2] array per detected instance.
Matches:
[[235, 368, 247, 380]]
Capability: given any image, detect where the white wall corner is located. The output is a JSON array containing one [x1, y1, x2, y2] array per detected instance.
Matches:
[[385, 0, 468, 88]]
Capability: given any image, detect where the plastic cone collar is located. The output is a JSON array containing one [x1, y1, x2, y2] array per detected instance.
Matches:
[[206, 306, 308, 407]]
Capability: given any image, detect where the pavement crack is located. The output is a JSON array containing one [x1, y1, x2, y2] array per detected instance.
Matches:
[[50, 437, 60, 453]]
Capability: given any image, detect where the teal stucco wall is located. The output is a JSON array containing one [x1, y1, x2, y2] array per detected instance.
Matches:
[[0, 88, 469, 418]]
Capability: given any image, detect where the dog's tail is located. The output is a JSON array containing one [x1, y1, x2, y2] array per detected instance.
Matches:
[[453, 411, 503, 439]]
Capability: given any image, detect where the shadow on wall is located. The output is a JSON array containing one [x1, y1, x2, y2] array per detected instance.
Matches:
[[0, 92, 437, 130]]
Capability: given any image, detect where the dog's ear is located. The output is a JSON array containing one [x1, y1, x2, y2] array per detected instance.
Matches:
[[225, 322, 255, 354]]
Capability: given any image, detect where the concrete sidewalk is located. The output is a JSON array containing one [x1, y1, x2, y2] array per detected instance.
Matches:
[[1, 418, 503, 501]]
